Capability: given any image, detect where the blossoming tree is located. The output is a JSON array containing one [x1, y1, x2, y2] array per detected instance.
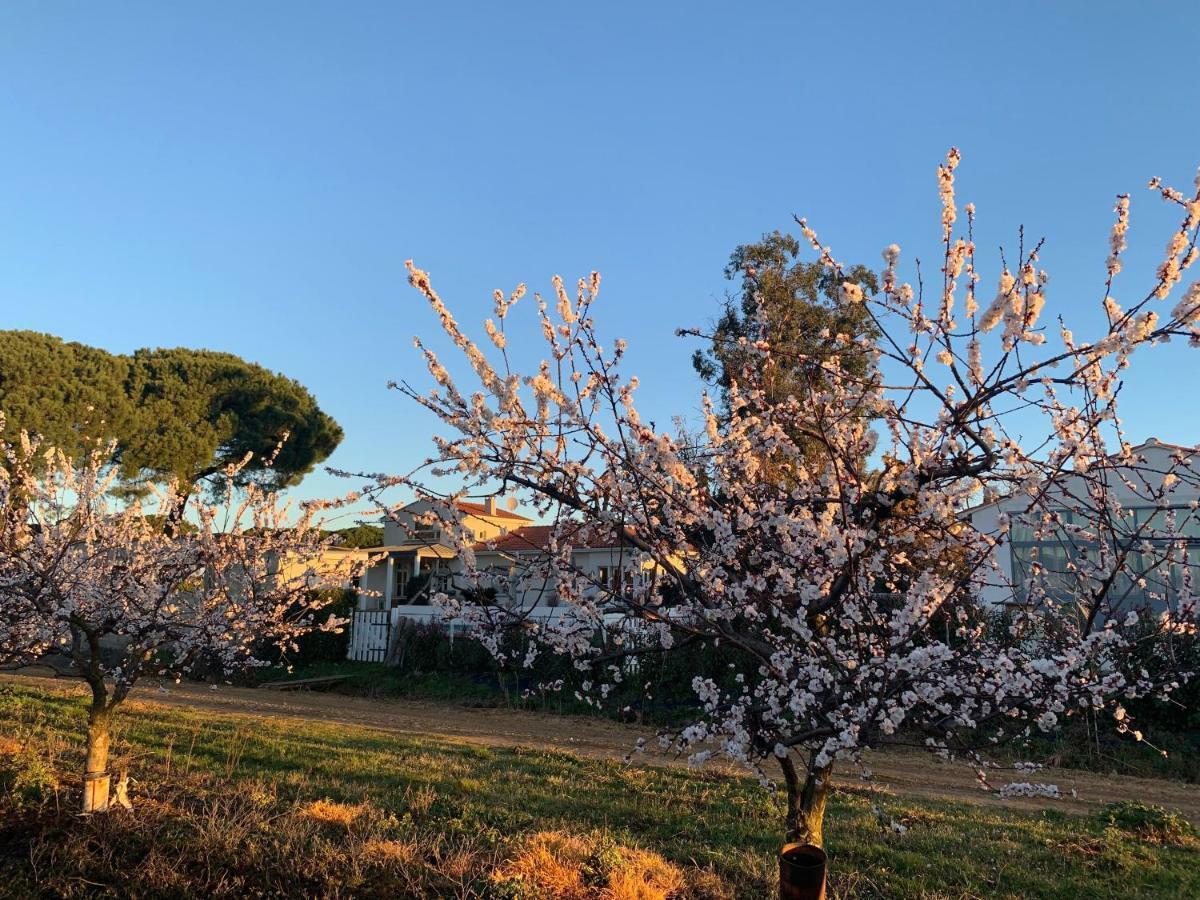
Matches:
[[382, 151, 1200, 849], [0, 428, 360, 812]]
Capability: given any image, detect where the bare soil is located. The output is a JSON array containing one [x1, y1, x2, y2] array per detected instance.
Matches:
[[6, 670, 1198, 823]]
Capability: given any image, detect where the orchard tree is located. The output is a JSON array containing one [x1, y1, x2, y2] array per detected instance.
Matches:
[[0, 424, 360, 813], [378, 150, 1200, 854]]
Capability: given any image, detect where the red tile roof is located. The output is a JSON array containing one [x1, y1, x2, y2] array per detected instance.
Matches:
[[455, 500, 533, 522], [473, 523, 631, 553]]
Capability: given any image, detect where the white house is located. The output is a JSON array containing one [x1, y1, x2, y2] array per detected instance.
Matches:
[[965, 438, 1200, 609], [466, 523, 655, 619], [354, 498, 533, 617], [346, 503, 659, 660]]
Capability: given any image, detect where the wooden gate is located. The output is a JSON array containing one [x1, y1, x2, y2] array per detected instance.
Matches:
[[347, 610, 391, 662]]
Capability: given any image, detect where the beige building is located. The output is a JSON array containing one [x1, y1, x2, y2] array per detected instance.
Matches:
[[354, 498, 533, 613]]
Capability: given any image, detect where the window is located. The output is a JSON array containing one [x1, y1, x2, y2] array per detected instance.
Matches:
[[1010, 504, 1200, 609], [431, 559, 452, 594]]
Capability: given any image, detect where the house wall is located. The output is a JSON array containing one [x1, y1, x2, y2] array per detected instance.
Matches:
[[354, 501, 531, 611], [274, 547, 368, 592], [384, 500, 520, 546], [467, 546, 653, 611], [967, 501, 1017, 607], [359, 561, 390, 610], [968, 441, 1200, 608]]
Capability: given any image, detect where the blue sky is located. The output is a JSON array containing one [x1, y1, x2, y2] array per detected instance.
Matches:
[[2, 2, 1199, 524]]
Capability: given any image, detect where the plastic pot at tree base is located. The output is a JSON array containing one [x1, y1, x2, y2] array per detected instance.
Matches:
[[82, 772, 111, 813], [779, 842, 827, 900]]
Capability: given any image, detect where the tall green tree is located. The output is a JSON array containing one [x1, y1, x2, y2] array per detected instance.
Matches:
[[692, 231, 880, 454], [122, 347, 343, 494], [0, 331, 135, 462], [329, 523, 384, 548], [0, 332, 342, 506]]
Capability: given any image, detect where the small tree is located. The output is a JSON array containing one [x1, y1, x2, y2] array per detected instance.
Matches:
[[382, 150, 1200, 854], [0, 426, 358, 813]]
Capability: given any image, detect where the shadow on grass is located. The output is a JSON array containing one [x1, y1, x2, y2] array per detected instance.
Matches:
[[2, 682, 1197, 899]]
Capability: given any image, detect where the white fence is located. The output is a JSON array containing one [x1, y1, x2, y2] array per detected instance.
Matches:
[[346, 606, 671, 663], [346, 608, 453, 662], [347, 610, 392, 662]]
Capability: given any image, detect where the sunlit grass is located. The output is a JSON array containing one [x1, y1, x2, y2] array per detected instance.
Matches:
[[1, 682, 1196, 898]]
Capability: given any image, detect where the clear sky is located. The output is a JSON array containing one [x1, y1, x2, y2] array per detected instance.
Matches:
[[2, 2, 1199, 524]]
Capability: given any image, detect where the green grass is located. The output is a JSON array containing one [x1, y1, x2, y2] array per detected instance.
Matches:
[[1, 682, 1197, 899], [255, 659, 615, 713], [265, 660, 1200, 783]]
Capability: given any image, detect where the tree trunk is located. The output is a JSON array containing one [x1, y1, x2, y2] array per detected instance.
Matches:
[[781, 753, 833, 848], [73, 620, 127, 814], [83, 704, 113, 813], [383, 619, 407, 668]]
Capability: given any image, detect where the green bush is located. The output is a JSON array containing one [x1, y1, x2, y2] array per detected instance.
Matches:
[[1100, 801, 1198, 846], [483, 875, 538, 900], [579, 831, 623, 888], [378, 618, 756, 724], [286, 588, 358, 666]]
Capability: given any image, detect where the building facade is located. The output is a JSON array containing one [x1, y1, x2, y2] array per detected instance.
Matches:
[[966, 438, 1200, 610], [354, 498, 533, 616], [352, 503, 654, 623]]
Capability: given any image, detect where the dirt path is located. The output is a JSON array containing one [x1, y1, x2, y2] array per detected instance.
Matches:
[[5, 670, 1198, 823]]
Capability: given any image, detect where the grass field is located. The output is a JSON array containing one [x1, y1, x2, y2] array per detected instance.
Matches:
[[1, 682, 1197, 899], [256, 659, 1200, 784]]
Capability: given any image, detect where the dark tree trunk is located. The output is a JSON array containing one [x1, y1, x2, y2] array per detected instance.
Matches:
[[163, 489, 191, 538]]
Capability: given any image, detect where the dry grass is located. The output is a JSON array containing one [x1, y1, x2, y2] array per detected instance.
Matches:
[[606, 855, 688, 900], [301, 797, 370, 827], [360, 836, 422, 865], [2, 682, 1199, 899], [493, 830, 686, 899], [0, 736, 23, 757]]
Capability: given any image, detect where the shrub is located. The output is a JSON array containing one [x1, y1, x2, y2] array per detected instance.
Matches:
[[285, 588, 358, 666], [383, 618, 758, 725], [1100, 802, 1198, 847]]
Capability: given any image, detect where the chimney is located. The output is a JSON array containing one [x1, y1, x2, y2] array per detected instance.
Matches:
[[485, 496, 497, 516]]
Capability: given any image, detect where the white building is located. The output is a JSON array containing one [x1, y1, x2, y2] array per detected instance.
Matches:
[[467, 523, 653, 618], [346, 502, 656, 660], [965, 438, 1200, 609], [354, 498, 533, 616]]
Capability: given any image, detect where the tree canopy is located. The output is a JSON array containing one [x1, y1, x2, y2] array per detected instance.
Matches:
[[385, 149, 1200, 852], [0, 331, 342, 495], [329, 523, 384, 548], [692, 231, 880, 441], [0, 425, 355, 812]]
